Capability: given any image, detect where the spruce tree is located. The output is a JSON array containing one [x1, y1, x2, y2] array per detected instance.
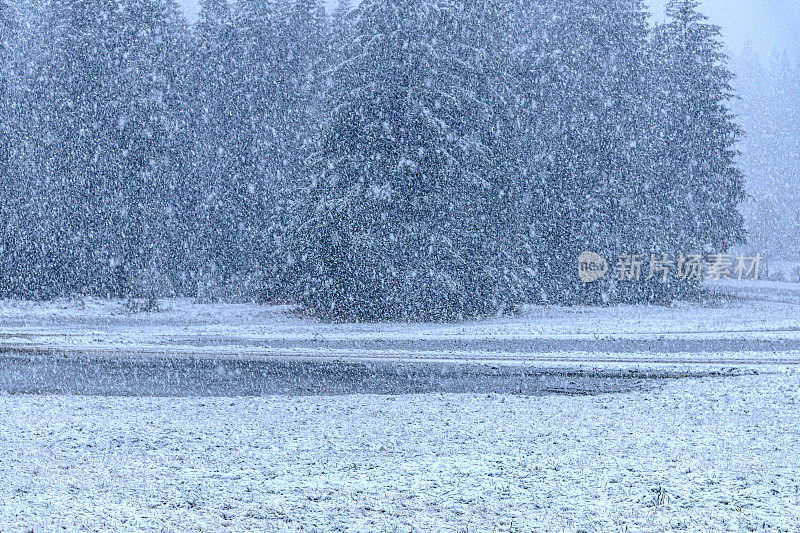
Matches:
[[234, 0, 301, 301], [29, 0, 119, 295], [280, 0, 328, 183], [649, 0, 745, 257], [119, 0, 193, 297], [294, 0, 531, 321], [330, 0, 353, 64], [10, 0, 191, 297], [510, 0, 653, 303], [0, 0, 12, 195], [0, 0, 16, 296], [191, 0, 251, 292]]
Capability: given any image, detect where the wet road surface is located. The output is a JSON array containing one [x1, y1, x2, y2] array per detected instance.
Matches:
[[0, 353, 738, 397]]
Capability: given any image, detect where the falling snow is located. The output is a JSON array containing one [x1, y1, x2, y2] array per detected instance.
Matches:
[[1, 0, 799, 530]]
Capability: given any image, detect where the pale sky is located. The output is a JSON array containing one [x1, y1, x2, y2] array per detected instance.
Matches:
[[648, 0, 800, 58]]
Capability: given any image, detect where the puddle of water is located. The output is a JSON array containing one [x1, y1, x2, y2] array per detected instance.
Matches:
[[0, 354, 728, 397]]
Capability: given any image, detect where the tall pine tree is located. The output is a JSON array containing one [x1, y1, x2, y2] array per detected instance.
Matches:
[[293, 0, 532, 320], [510, 0, 653, 303], [0, 0, 17, 296], [191, 0, 253, 295], [649, 0, 745, 256], [9, 0, 191, 297], [0, 0, 10, 183]]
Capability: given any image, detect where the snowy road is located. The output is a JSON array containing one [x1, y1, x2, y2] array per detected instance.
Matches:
[[5, 334, 800, 360], [2, 281, 800, 367], [2, 282, 798, 385], [0, 353, 718, 397]]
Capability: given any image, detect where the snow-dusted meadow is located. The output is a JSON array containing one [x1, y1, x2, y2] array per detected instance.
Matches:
[[1, 372, 799, 531], [1, 281, 800, 531], [1, 280, 800, 366]]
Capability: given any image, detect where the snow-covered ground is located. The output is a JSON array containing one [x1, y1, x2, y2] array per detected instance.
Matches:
[[2, 281, 800, 531], [1, 280, 800, 368], [1, 371, 799, 531]]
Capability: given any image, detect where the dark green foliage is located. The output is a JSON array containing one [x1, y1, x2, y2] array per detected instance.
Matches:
[[0, 0, 747, 320], [294, 0, 534, 320]]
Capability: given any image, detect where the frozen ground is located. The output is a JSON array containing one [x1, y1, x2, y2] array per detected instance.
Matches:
[[1, 371, 799, 532], [1, 280, 800, 367], [1, 281, 799, 531]]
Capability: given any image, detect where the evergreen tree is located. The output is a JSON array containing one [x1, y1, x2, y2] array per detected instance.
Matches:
[[117, 0, 193, 298], [0, 0, 16, 295], [0, 0, 12, 196], [9, 0, 191, 297], [330, 0, 353, 64], [232, 0, 302, 301], [648, 0, 745, 256], [0, 0, 10, 181], [293, 0, 532, 321], [155, 0, 196, 295], [25, 0, 120, 296], [2, 0, 53, 297], [510, 0, 653, 303], [279, 0, 328, 183], [331, 0, 352, 30], [191, 0, 253, 293]]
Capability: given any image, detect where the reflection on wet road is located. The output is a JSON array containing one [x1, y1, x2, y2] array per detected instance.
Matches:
[[0, 353, 734, 397]]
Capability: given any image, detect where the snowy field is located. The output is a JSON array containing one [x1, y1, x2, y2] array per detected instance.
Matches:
[[2, 281, 800, 531], [1, 371, 799, 531], [1, 280, 800, 368]]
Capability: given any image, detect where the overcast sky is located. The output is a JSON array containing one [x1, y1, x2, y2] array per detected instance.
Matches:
[[176, 0, 800, 60], [649, 0, 800, 57]]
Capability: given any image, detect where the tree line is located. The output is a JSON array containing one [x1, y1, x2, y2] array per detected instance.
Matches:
[[0, 0, 745, 320]]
